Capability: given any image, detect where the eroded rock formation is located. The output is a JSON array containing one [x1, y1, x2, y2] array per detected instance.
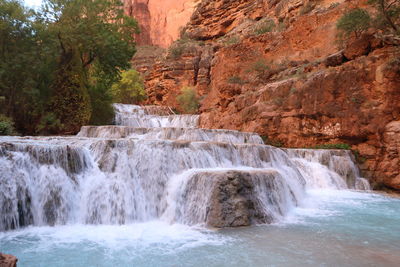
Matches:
[[133, 0, 400, 191]]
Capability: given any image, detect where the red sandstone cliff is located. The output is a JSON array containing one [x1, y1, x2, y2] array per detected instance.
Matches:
[[124, 0, 200, 47], [132, 0, 400, 191]]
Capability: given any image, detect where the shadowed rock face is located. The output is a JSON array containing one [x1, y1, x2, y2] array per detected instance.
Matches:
[[0, 253, 17, 267]]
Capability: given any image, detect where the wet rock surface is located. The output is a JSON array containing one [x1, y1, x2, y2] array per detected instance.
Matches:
[[205, 171, 273, 228]]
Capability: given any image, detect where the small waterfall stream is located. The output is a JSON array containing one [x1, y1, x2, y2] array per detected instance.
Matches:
[[0, 104, 369, 231]]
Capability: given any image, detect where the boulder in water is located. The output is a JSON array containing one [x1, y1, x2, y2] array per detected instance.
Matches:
[[206, 171, 269, 228]]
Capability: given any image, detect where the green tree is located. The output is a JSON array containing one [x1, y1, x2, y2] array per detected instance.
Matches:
[[87, 68, 115, 125], [0, 114, 17, 135], [337, 8, 371, 38], [111, 69, 147, 104], [0, 0, 139, 134], [368, 0, 400, 35], [41, 0, 139, 133], [0, 0, 46, 134], [176, 87, 199, 114]]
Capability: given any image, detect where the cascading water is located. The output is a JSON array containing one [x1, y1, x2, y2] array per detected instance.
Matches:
[[0, 104, 370, 231]]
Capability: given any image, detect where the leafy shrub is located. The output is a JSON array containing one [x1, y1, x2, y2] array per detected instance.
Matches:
[[300, 2, 316, 15], [36, 113, 62, 134], [111, 69, 147, 104], [169, 44, 185, 59], [176, 87, 200, 114], [254, 19, 276, 35], [384, 56, 400, 75], [261, 136, 284, 147], [277, 21, 288, 32], [88, 81, 115, 126], [227, 76, 245, 85], [312, 143, 351, 150], [0, 114, 17, 135], [223, 36, 240, 46], [368, 0, 400, 35], [329, 2, 340, 9], [352, 149, 367, 163], [249, 59, 272, 80], [337, 8, 371, 38]]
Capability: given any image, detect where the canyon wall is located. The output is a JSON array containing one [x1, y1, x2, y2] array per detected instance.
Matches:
[[132, 0, 400, 191], [124, 0, 200, 47]]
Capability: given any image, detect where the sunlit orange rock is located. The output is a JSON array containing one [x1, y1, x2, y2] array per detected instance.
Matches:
[[124, 0, 200, 47]]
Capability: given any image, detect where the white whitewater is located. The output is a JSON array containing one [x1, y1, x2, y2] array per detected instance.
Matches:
[[113, 103, 200, 128], [0, 104, 369, 231]]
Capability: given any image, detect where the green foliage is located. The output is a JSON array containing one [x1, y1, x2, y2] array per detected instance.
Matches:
[[88, 69, 115, 125], [227, 76, 245, 85], [169, 44, 185, 59], [337, 8, 371, 38], [254, 19, 276, 35], [223, 36, 240, 46], [261, 136, 284, 147], [300, 2, 316, 15], [37, 112, 62, 134], [0, 114, 17, 135], [311, 143, 351, 150], [352, 149, 367, 164], [111, 69, 147, 105], [384, 56, 400, 76], [368, 0, 400, 35], [0, 0, 138, 134], [49, 55, 92, 134], [176, 87, 200, 114], [277, 21, 288, 32], [249, 59, 272, 81]]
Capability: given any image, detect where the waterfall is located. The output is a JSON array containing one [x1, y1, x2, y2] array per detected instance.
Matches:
[[113, 103, 200, 128], [0, 104, 370, 231]]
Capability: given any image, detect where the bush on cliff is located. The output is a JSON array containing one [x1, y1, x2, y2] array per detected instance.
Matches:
[[176, 87, 200, 114], [337, 1, 399, 41], [337, 8, 371, 38], [312, 143, 351, 150], [254, 19, 276, 35], [111, 69, 147, 105], [368, 0, 400, 35]]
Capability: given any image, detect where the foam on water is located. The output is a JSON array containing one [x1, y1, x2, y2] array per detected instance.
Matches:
[[0, 222, 227, 252], [1, 191, 399, 267]]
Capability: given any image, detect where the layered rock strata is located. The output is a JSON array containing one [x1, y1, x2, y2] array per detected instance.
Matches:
[[134, 0, 400, 191]]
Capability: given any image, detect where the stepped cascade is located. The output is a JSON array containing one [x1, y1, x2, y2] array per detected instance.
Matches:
[[0, 104, 370, 231]]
